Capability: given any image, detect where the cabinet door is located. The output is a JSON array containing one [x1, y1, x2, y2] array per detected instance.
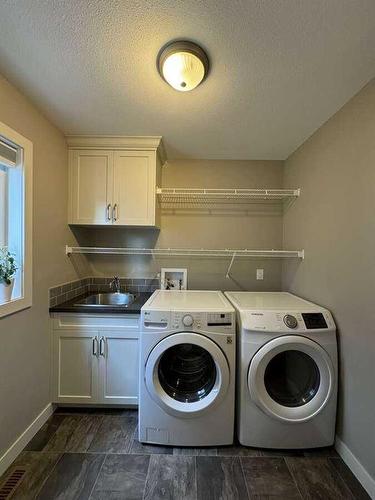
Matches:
[[69, 150, 113, 224], [112, 151, 156, 226], [52, 331, 99, 404], [99, 331, 139, 405]]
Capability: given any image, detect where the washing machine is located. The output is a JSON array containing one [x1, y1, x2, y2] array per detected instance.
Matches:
[[139, 290, 236, 446], [225, 292, 337, 449]]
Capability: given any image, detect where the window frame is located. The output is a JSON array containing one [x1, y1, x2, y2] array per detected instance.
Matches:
[[0, 120, 33, 318]]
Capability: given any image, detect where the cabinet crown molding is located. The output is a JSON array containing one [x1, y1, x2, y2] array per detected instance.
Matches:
[[66, 135, 166, 164]]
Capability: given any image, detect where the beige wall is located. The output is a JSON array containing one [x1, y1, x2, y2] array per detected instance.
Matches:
[[72, 159, 285, 291], [283, 80, 375, 481], [0, 75, 79, 457], [4, 65, 372, 485]]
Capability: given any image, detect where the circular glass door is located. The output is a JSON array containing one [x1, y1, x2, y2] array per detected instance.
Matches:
[[264, 350, 320, 407], [145, 333, 230, 418], [158, 343, 217, 403], [248, 336, 334, 423]]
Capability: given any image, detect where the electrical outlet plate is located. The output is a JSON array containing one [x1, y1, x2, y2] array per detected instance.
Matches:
[[256, 268, 264, 280]]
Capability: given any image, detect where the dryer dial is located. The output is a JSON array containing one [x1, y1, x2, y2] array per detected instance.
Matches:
[[283, 314, 298, 329], [182, 314, 194, 327]]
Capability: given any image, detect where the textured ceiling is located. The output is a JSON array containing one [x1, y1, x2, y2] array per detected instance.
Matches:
[[0, 0, 375, 160]]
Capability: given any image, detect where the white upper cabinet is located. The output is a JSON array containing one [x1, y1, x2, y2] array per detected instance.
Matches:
[[69, 150, 113, 225], [113, 151, 155, 226], [67, 136, 164, 227]]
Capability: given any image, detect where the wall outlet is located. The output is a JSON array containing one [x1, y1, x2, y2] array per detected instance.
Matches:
[[256, 269, 264, 280]]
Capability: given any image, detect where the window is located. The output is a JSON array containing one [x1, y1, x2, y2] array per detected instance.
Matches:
[[0, 121, 32, 317]]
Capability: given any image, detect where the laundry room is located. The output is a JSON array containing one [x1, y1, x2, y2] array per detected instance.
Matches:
[[0, 2, 374, 499]]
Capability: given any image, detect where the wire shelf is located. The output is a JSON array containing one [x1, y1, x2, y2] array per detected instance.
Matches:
[[66, 246, 304, 259], [157, 187, 300, 204], [66, 246, 304, 278]]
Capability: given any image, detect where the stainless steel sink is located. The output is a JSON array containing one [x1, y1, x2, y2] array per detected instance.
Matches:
[[74, 293, 136, 307]]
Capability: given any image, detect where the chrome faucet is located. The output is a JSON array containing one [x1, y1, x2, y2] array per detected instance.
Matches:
[[109, 276, 121, 293]]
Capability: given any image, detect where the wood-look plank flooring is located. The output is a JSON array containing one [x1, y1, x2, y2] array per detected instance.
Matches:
[[0, 409, 369, 500], [37, 453, 105, 500]]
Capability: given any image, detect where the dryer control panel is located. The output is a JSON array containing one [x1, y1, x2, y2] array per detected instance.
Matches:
[[241, 309, 334, 333]]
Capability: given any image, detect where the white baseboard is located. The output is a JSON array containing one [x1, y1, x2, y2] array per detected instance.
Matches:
[[335, 435, 375, 499], [0, 403, 54, 477]]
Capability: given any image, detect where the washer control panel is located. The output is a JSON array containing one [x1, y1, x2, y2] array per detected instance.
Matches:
[[142, 310, 234, 332], [207, 312, 233, 326], [173, 311, 233, 331], [172, 312, 203, 329], [143, 310, 170, 329]]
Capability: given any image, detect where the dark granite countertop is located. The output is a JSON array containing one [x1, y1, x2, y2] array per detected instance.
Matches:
[[49, 292, 152, 315]]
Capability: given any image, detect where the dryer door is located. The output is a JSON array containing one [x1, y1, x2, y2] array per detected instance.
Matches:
[[145, 332, 230, 418], [248, 335, 334, 423]]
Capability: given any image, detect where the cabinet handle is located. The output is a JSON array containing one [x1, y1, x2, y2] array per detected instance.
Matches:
[[106, 204, 112, 221], [99, 337, 105, 357], [92, 337, 98, 356], [113, 204, 118, 222]]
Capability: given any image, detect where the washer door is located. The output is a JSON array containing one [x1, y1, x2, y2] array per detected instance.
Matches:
[[248, 336, 334, 423], [145, 332, 230, 418]]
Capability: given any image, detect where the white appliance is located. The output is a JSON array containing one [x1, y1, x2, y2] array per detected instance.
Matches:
[[139, 290, 236, 446], [225, 291, 337, 449]]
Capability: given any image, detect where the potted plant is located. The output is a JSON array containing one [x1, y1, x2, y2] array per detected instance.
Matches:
[[0, 247, 17, 302]]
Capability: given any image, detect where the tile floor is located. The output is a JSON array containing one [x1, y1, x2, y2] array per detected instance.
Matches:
[[0, 408, 369, 499]]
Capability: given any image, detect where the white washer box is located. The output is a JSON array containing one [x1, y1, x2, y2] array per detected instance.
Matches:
[[160, 267, 188, 290], [139, 290, 236, 447], [225, 291, 338, 449]]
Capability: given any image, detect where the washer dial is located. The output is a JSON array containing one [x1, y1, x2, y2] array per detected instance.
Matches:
[[182, 314, 194, 327], [283, 314, 298, 329]]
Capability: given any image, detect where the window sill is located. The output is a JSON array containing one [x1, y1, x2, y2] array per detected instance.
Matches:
[[0, 296, 32, 318]]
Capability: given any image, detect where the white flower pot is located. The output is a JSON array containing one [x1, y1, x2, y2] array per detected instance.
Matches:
[[0, 280, 14, 302]]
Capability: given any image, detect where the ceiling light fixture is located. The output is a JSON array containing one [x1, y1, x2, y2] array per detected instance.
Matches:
[[157, 40, 209, 92]]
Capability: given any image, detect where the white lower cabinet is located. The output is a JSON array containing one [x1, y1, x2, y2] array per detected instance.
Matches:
[[99, 331, 139, 405], [51, 314, 139, 406], [53, 330, 99, 404]]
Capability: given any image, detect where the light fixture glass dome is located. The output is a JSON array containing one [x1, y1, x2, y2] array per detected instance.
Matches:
[[162, 51, 205, 92], [158, 41, 209, 92]]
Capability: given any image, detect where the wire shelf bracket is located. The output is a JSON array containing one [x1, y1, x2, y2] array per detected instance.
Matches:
[[226, 252, 237, 279]]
